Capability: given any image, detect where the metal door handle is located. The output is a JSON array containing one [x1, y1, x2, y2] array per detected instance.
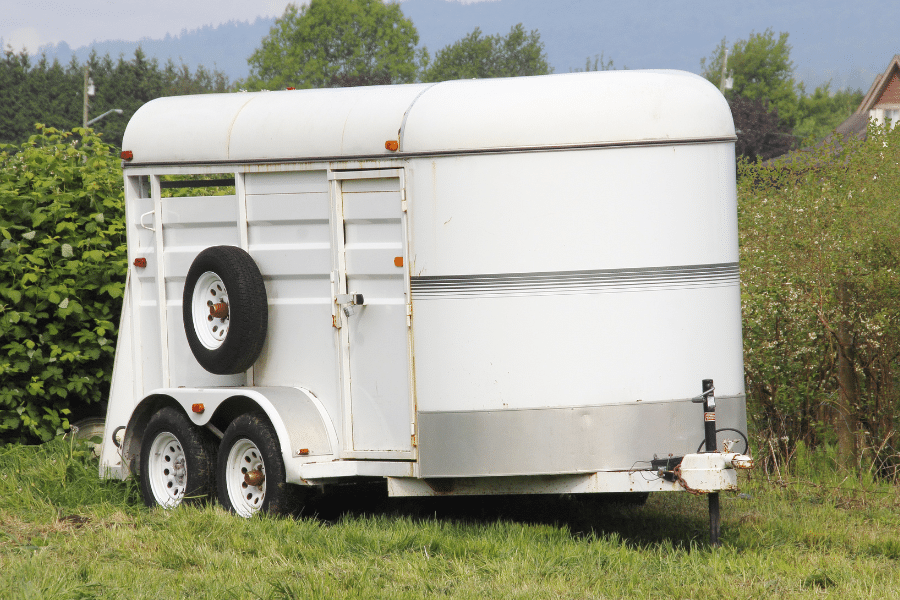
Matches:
[[139, 210, 155, 231]]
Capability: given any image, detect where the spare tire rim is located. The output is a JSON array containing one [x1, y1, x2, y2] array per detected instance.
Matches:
[[192, 271, 230, 350], [226, 438, 266, 517], [147, 431, 187, 508]]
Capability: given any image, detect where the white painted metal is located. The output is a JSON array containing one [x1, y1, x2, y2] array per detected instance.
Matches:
[[150, 176, 169, 388], [103, 70, 747, 502], [331, 170, 412, 456], [146, 431, 187, 508], [406, 144, 743, 414], [223, 438, 266, 517], [121, 71, 732, 164], [677, 452, 752, 493]]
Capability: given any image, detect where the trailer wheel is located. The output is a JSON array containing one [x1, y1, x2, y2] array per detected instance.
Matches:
[[217, 412, 297, 517], [183, 245, 268, 375], [139, 407, 216, 509]]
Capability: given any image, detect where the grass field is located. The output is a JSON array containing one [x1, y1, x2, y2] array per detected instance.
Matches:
[[1, 437, 898, 599]]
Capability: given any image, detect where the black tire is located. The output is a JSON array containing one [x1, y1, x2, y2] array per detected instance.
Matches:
[[139, 407, 217, 509], [183, 245, 268, 375], [217, 412, 299, 517]]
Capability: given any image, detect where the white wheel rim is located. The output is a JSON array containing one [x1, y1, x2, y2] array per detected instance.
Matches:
[[147, 432, 187, 508], [192, 271, 229, 350], [225, 438, 266, 517]]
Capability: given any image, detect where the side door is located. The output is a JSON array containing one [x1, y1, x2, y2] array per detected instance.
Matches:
[[330, 169, 414, 458]]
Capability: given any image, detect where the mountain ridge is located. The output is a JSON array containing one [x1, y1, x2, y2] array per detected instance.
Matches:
[[21, 0, 893, 92]]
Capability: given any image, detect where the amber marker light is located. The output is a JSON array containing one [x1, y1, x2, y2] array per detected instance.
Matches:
[[394, 256, 404, 267], [191, 403, 205, 414], [120, 150, 133, 161], [385, 140, 399, 151]]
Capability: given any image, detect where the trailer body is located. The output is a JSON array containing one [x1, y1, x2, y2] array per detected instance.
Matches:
[[100, 70, 749, 512]]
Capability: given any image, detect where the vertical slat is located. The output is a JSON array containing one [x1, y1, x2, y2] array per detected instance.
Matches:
[[124, 176, 145, 401], [150, 175, 170, 387], [399, 167, 417, 449], [235, 172, 249, 252], [328, 171, 354, 453], [235, 172, 254, 385]]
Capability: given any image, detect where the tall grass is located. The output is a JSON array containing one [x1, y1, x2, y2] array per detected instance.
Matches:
[[1, 437, 899, 599]]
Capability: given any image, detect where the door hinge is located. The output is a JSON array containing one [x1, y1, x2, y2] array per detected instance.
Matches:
[[406, 302, 412, 327], [400, 188, 407, 212]]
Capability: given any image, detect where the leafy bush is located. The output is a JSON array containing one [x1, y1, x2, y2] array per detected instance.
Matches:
[[0, 126, 125, 443], [739, 123, 900, 473]]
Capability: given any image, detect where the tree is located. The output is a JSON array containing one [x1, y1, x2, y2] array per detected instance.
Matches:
[[244, 0, 420, 90], [702, 30, 863, 153], [420, 23, 551, 82], [701, 29, 797, 128], [730, 95, 796, 162], [793, 83, 863, 143], [0, 47, 230, 148], [570, 52, 617, 73]]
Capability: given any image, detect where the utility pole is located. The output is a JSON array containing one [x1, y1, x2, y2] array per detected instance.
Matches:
[[82, 67, 95, 128], [719, 48, 729, 93]]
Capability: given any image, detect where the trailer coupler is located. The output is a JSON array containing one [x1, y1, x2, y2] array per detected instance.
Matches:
[[672, 452, 754, 494]]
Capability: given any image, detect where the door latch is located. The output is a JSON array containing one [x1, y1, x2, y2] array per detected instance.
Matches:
[[335, 293, 365, 317]]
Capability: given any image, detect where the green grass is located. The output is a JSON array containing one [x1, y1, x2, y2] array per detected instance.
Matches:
[[1, 438, 899, 599]]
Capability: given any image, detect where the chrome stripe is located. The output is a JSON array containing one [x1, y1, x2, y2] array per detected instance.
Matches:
[[417, 395, 747, 478], [411, 262, 739, 299], [123, 136, 737, 168]]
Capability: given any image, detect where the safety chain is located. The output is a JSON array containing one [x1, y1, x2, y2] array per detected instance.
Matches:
[[673, 464, 704, 496]]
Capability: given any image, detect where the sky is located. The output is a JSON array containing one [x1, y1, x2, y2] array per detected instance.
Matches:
[[1, 0, 895, 92], [0, 0, 298, 51]]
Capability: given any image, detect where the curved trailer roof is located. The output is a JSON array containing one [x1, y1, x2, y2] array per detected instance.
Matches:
[[121, 70, 735, 166]]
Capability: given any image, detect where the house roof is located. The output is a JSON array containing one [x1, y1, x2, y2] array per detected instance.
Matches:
[[832, 54, 900, 141], [858, 54, 900, 112]]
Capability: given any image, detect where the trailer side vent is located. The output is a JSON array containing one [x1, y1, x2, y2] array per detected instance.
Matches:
[[159, 175, 236, 198]]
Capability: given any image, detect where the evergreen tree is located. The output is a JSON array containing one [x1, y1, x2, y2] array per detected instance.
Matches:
[[0, 48, 230, 148]]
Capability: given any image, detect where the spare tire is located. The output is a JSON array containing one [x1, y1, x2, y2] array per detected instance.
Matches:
[[183, 245, 268, 375]]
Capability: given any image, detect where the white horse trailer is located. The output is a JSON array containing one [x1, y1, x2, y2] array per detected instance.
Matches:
[[99, 70, 751, 538]]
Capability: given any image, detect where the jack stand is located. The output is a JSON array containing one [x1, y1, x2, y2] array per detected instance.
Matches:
[[693, 378, 721, 547]]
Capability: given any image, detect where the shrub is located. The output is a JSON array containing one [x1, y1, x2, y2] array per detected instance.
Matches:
[[739, 123, 900, 474], [0, 126, 125, 443]]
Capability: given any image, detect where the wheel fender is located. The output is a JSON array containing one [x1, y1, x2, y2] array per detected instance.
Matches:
[[136, 387, 337, 483]]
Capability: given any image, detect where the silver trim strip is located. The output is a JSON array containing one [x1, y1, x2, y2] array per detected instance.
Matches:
[[122, 136, 737, 169], [411, 262, 739, 299], [417, 395, 747, 477]]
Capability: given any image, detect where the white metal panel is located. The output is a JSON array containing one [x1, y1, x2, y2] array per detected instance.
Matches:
[[401, 70, 733, 153], [245, 171, 329, 195], [247, 172, 341, 431], [406, 143, 743, 415], [411, 286, 744, 413], [121, 71, 733, 165], [335, 174, 412, 454], [405, 144, 738, 277], [122, 85, 429, 164]]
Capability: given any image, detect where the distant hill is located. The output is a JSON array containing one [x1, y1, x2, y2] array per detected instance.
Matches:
[[31, 0, 896, 91], [37, 18, 276, 84]]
